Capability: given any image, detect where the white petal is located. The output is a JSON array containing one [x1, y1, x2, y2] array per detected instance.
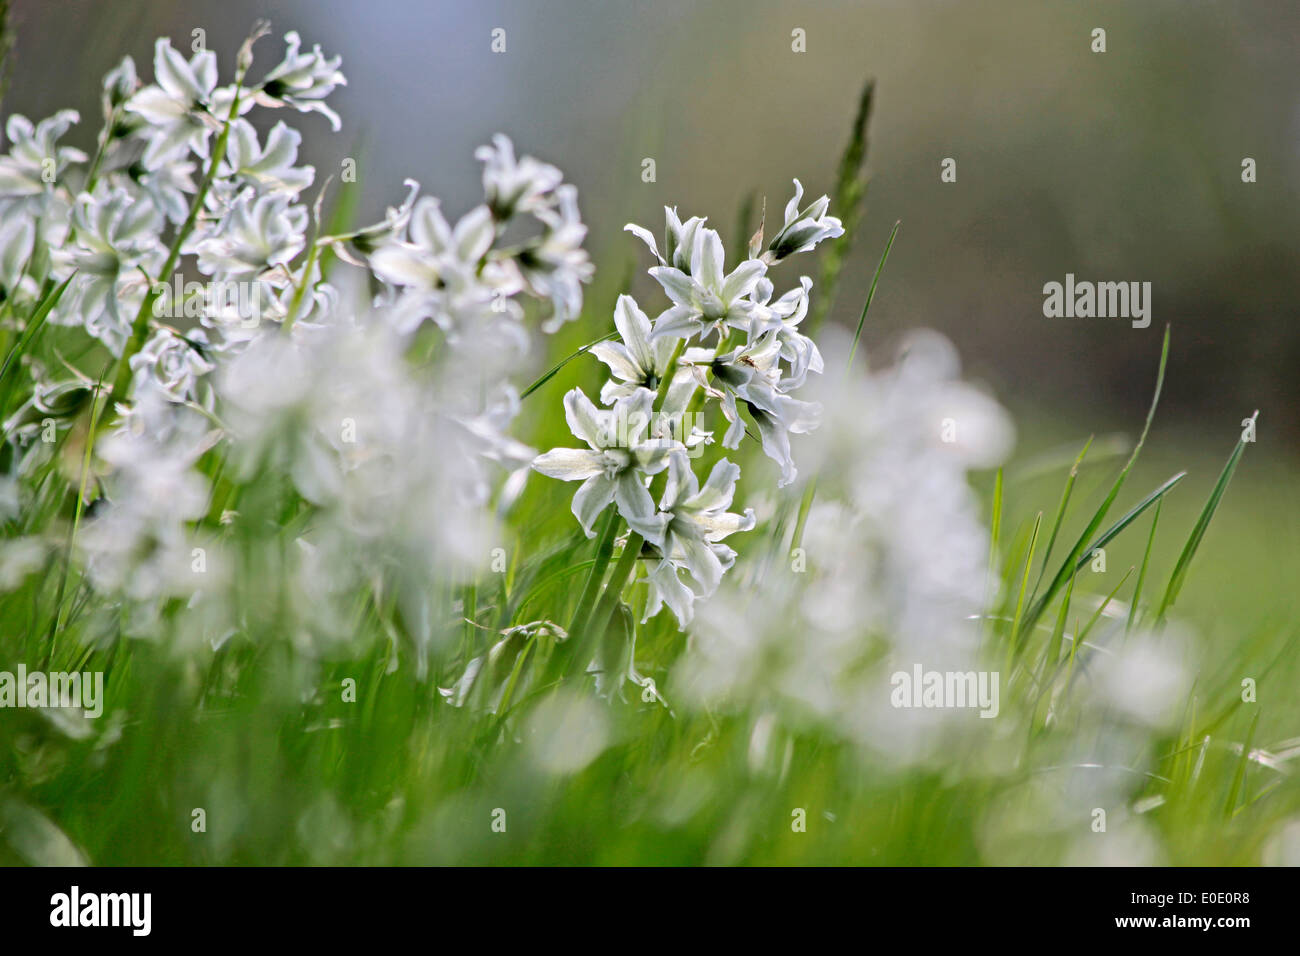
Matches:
[[623, 223, 662, 263], [590, 341, 640, 384], [691, 228, 725, 290], [720, 258, 766, 303], [613, 294, 654, 372], [531, 447, 604, 481], [648, 265, 696, 309], [571, 473, 616, 537], [686, 458, 741, 513], [649, 304, 702, 342], [562, 387, 609, 449]]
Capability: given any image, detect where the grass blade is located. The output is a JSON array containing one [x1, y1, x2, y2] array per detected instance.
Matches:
[[1019, 325, 1170, 642], [520, 331, 617, 401], [1006, 512, 1042, 667], [1127, 497, 1162, 634], [1072, 471, 1185, 575], [0, 275, 74, 417], [1155, 412, 1256, 623], [1030, 435, 1093, 600], [1224, 709, 1260, 819], [844, 220, 899, 372], [808, 78, 874, 335]]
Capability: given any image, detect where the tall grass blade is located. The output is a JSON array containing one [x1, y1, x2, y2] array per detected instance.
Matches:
[[1019, 325, 1170, 641], [1155, 412, 1256, 623]]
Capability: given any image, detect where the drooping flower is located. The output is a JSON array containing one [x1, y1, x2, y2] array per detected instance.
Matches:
[[749, 275, 823, 388], [643, 453, 755, 627], [624, 206, 706, 275], [518, 184, 593, 329], [697, 332, 821, 486], [764, 178, 843, 263], [255, 31, 347, 131]]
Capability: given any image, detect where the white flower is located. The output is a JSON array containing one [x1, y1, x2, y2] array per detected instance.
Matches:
[[370, 197, 496, 292], [765, 178, 843, 263], [369, 197, 521, 335], [701, 332, 821, 486], [0, 111, 86, 205], [644, 453, 755, 627], [126, 38, 222, 166], [591, 294, 693, 408], [647, 226, 766, 342], [195, 189, 307, 285], [135, 155, 197, 223], [520, 185, 593, 329], [531, 388, 678, 541], [129, 327, 214, 402], [750, 275, 823, 388], [329, 178, 419, 264], [624, 206, 706, 274], [256, 31, 347, 131], [475, 134, 562, 220], [216, 119, 314, 198], [0, 215, 35, 298], [56, 187, 166, 354], [101, 56, 139, 112]]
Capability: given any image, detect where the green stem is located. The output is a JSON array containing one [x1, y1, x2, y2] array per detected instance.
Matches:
[[46, 368, 109, 666], [568, 508, 619, 634], [83, 102, 122, 196], [282, 213, 322, 334]]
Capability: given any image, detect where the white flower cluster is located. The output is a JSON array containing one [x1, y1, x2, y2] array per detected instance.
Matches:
[[0, 27, 593, 653], [533, 185, 842, 627], [674, 329, 1017, 761]]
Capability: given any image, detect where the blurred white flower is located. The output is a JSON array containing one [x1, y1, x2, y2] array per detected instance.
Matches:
[[676, 328, 1014, 760], [0, 215, 35, 299], [475, 134, 563, 220], [0, 111, 86, 208], [129, 327, 214, 402], [519, 184, 593, 329], [81, 391, 215, 602]]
